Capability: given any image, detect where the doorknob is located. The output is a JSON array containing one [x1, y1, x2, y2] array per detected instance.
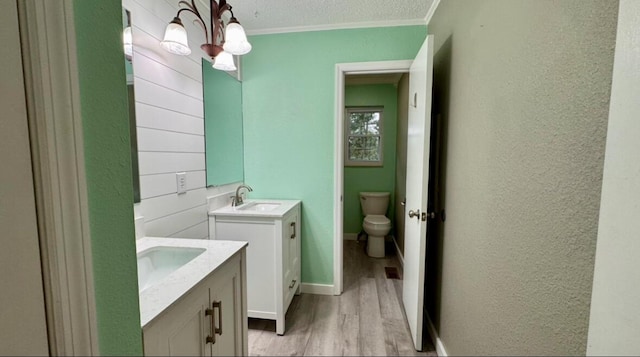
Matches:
[[408, 209, 420, 219]]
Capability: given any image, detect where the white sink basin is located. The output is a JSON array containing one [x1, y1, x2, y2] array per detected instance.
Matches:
[[209, 199, 299, 218], [237, 202, 281, 212], [137, 246, 205, 292]]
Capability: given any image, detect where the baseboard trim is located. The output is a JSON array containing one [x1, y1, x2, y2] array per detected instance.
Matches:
[[426, 314, 448, 357], [391, 235, 404, 267], [300, 283, 334, 295], [343, 233, 358, 241], [248, 310, 276, 320]]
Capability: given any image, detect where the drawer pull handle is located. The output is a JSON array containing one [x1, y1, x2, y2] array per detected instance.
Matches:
[[290, 222, 296, 239], [289, 279, 297, 289], [213, 301, 222, 336], [205, 308, 216, 344]]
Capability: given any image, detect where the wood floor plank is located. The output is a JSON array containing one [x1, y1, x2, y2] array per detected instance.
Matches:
[[383, 319, 400, 356], [271, 293, 316, 356], [358, 278, 387, 356], [378, 278, 406, 320], [303, 295, 342, 356], [338, 277, 360, 316], [247, 319, 272, 356], [339, 313, 360, 356]]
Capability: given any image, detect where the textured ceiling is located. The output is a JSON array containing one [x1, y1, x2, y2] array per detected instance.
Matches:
[[219, 0, 433, 35]]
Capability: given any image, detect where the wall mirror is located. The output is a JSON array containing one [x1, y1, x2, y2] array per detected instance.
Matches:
[[124, 7, 243, 195], [202, 58, 244, 186], [123, 7, 140, 203]]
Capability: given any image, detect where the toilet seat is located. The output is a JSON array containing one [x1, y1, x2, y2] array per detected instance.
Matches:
[[364, 214, 390, 226], [363, 215, 391, 233]]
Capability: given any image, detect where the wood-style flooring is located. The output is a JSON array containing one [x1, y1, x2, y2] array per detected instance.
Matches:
[[247, 240, 437, 356]]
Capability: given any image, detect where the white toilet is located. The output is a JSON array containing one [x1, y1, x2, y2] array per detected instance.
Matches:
[[360, 192, 392, 258]]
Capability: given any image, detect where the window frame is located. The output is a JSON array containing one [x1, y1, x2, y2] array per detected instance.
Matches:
[[344, 106, 384, 167]]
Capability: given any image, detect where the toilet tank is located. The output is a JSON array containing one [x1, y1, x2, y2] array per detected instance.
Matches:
[[359, 192, 390, 216]]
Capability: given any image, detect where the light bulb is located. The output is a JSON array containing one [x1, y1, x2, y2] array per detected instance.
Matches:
[[212, 51, 237, 71], [223, 19, 252, 55], [160, 18, 191, 56], [123, 26, 133, 57]]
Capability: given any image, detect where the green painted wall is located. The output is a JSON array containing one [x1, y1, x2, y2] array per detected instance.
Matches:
[[74, 1, 143, 355], [243, 26, 426, 284], [343, 84, 398, 234], [203, 59, 244, 186]]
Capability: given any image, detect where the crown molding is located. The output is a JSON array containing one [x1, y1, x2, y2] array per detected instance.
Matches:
[[246, 18, 426, 36], [424, 0, 441, 26]]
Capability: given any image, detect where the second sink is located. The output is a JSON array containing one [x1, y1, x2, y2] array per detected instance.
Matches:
[[137, 246, 206, 292], [209, 199, 298, 218], [237, 202, 281, 212]]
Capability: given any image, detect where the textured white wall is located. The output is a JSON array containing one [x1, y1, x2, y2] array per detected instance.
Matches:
[[587, 1, 640, 355], [125, 0, 238, 239], [427, 0, 618, 354]]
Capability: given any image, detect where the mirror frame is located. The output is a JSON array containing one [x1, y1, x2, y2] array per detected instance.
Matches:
[[123, 7, 141, 203]]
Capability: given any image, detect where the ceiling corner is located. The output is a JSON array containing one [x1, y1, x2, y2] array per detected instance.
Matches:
[[424, 0, 441, 26]]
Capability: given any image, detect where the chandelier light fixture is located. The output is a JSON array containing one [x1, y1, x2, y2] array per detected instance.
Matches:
[[161, 0, 252, 71]]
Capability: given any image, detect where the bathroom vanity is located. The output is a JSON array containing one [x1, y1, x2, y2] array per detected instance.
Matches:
[[209, 200, 301, 335], [137, 237, 248, 356]]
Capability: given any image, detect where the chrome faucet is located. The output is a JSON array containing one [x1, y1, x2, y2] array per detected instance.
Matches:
[[232, 184, 253, 206]]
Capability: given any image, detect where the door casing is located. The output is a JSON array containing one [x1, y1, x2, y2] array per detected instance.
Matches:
[[333, 60, 412, 295], [17, 1, 99, 354]]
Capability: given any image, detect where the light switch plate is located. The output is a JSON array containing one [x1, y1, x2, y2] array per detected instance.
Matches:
[[176, 172, 187, 194]]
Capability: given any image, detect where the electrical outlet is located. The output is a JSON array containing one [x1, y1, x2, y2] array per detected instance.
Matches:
[[176, 172, 187, 194]]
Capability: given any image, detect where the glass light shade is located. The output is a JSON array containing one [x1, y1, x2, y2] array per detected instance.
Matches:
[[212, 50, 237, 71], [160, 22, 191, 55], [123, 26, 133, 57], [223, 21, 252, 55]]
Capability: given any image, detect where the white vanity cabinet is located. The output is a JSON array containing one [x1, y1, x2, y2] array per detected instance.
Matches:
[[142, 249, 248, 356], [209, 200, 301, 335]]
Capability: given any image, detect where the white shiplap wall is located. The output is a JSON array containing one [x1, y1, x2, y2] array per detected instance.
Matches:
[[126, 0, 239, 239]]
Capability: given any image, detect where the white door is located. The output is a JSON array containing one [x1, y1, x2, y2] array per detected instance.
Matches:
[[402, 35, 435, 351], [0, 1, 49, 355]]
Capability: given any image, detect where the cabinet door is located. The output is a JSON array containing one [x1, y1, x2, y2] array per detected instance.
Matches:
[[143, 284, 212, 356], [211, 255, 244, 356], [289, 211, 301, 294], [283, 212, 300, 306], [216, 219, 276, 316]]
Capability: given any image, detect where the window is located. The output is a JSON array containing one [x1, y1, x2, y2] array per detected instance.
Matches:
[[345, 107, 384, 166]]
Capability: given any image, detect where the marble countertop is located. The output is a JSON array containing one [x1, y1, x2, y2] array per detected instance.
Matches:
[[137, 237, 247, 328], [209, 199, 301, 218]]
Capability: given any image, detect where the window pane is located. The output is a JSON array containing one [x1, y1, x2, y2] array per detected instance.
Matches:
[[349, 111, 380, 135], [348, 136, 380, 161]]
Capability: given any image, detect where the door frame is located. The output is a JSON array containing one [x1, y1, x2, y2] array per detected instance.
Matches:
[[18, 1, 99, 354], [333, 60, 413, 295]]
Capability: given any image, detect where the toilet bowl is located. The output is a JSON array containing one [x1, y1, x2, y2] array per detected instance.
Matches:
[[363, 215, 391, 258], [359, 192, 392, 258]]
